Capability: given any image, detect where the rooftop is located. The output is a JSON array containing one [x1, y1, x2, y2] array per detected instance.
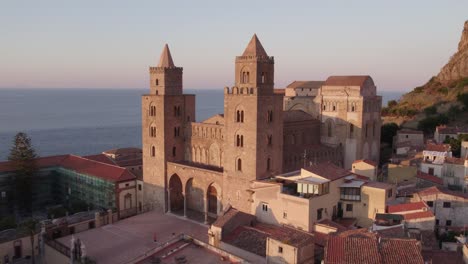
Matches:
[[286, 80, 324, 90], [387, 201, 427, 213], [0, 154, 135, 182], [397, 129, 423, 135], [323, 75, 372, 87], [364, 181, 394, 190], [303, 161, 352, 181], [403, 211, 434, 221], [417, 186, 468, 199], [416, 171, 443, 185], [425, 143, 451, 152], [325, 229, 424, 264], [353, 159, 377, 166]]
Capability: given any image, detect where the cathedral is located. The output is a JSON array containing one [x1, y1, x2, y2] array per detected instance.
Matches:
[[142, 35, 382, 221]]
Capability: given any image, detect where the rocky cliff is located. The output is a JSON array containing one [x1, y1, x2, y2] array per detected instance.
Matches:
[[437, 21, 468, 84]]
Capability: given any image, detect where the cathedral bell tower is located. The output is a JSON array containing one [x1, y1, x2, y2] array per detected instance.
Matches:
[[222, 35, 284, 212], [142, 44, 195, 211]]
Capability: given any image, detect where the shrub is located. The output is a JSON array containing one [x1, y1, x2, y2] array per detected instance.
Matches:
[[424, 105, 437, 116], [457, 92, 468, 109], [413, 86, 424, 93], [437, 87, 448, 95], [0, 216, 16, 231], [417, 114, 449, 134], [387, 100, 398, 108], [447, 105, 461, 120], [381, 123, 399, 145], [456, 77, 468, 88]]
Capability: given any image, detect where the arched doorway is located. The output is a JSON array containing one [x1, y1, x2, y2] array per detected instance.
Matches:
[[207, 184, 218, 215], [169, 174, 183, 211]]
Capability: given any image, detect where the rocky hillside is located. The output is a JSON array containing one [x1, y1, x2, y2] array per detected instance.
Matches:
[[437, 21, 468, 83], [383, 21, 468, 130]]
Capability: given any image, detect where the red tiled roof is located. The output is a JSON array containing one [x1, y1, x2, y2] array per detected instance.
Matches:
[[83, 154, 116, 165], [325, 229, 424, 264], [425, 143, 451, 152], [273, 88, 285, 94], [364, 181, 394, 190], [304, 161, 351, 181], [0, 154, 135, 182], [323, 75, 372, 87], [387, 202, 427, 213], [353, 159, 377, 166], [317, 219, 349, 232], [380, 238, 424, 264], [60, 155, 135, 182], [416, 171, 443, 185], [417, 186, 468, 199], [445, 157, 467, 165], [403, 211, 434, 221]]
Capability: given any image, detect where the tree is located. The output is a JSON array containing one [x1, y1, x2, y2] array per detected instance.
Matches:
[[20, 219, 38, 264], [387, 100, 398, 108], [381, 123, 399, 145], [423, 105, 437, 116], [8, 132, 38, 215]]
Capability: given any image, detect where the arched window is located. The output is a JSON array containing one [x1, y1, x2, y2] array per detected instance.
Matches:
[[349, 124, 354, 138], [174, 106, 177, 117], [327, 122, 332, 137], [236, 134, 244, 147], [246, 72, 250, 83], [237, 158, 242, 171], [332, 103, 336, 111], [267, 110, 273, 123], [236, 110, 244, 123], [365, 123, 369, 138], [261, 72, 266, 84], [267, 135, 272, 146], [172, 146, 176, 157], [156, 79, 159, 86], [267, 157, 271, 171], [150, 126, 156, 137], [149, 105, 156, 116], [323, 104, 326, 111], [151, 146, 156, 157]]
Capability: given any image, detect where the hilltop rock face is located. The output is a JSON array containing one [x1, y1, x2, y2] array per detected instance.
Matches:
[[437, 21, 468, 84]]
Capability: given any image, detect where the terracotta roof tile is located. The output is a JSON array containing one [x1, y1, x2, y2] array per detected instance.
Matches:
[[387, 202, 427, 213], [304, 161, 351, 181], [403, 211, 434, 221], [0, 154, 135, 182], [323, 75, 372, 87], [83, 154, 116, 165], [364, 181, 394, 190], [445, 157, 467, 165], [416, 171, 443, 185], [417, 186, 468, 199], [425, 143, 451, 152], [380, 238, 424, 264]]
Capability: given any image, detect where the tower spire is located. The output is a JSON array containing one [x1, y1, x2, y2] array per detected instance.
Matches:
[[242, 34, 268, 57], [158, 44, 175, 67]]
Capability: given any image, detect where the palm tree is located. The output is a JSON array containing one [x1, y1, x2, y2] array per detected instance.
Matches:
[[20, 219, 38, 264]]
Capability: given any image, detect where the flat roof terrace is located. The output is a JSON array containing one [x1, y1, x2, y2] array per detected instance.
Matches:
[[57, 210, 209, 264]]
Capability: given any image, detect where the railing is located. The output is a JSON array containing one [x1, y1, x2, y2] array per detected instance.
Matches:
[[46, 238, 71, 257]]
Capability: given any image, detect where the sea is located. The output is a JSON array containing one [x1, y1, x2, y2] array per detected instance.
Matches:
[[0, 88, 402, 161]]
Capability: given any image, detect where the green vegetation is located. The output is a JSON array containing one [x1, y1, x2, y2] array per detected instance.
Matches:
[[8, 132, 38, 216], [437, 87, 449, 95], [444, 134, 468, 157], [456, 77, 468, 88], [387, 100, 398, 108], [457, 92, 468, 110], [381, 123, 399, 145], [0, 216, 16, 231], [417, 114, 449, 134], [423, 105, 437, 116]]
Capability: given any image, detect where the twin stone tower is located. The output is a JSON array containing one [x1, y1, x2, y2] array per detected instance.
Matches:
[[142, 35, 381, 220]]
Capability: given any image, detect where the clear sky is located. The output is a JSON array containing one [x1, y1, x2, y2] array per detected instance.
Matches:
[[0, 1, 467, 92]]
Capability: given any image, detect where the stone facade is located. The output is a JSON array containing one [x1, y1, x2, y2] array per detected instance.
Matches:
[[141, 35, 382, 219]]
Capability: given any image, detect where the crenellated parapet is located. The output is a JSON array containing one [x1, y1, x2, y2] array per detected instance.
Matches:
[[189, 122, 225, 140], [149, 66, 183, 74]]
